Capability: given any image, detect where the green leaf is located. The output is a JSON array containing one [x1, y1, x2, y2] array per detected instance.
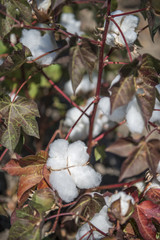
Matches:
[[9, 205, 41, 240], [0, 44, 31, 77], [94, 145, 106, 162], [0, 95, 40, 151], [146, 8, 160, 40], [150, 0, 160, 14], [10, 0, 32, 24]]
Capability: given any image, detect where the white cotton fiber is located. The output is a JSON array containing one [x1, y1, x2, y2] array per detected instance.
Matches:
[[47, 139, 68, 169], [47, 140, 101, 202], [110, 74, 121, 88], [109, 104, 126, 123], [156, 84, 160, 94], [68, 141, 89, 165], [106, 10, 139, 47], [60, 13, 83, 35], [64, 74, 97, 96], [126, 97, 144, 133], [20, 28, 57, 65], [49, 170, 78, 202], [36, 0, 51, 12], [106, 191, 135, 216], [98, 97, 111, 117], [71, 166, 102, 189], [64, 107, 89, 141], [76, 206, 113, 240], [150, 99, 160, 123]]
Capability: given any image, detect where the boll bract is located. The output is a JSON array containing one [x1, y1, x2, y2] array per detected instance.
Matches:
[[106, 10, 139, 47], [47, 140, 101, 202], [76, 206, 113, 240], [20, 28, 57, 65]]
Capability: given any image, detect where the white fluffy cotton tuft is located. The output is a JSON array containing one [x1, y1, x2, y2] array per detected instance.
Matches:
[[20, 28, 57, 65], [36, 0, 51, 12], [60, 13, 83, 35], [47, 139, 101, 202], [64, 74, 97, 96], [126, 97, 144, 134], [106, 10, 139, 47], [76, 206, 113, 240]]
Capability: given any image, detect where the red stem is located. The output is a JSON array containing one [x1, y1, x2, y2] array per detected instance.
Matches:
[[12, 75, 32, 102], [0, 9, 20, 24], [45, 130, 60, 152], [40, 70, 88, 116], [87, 0, 112, 155], [112, 8, 148, 18], [0, 148, 8, 162], [93, 120, 126, 143], [110, 17, 133, 62]]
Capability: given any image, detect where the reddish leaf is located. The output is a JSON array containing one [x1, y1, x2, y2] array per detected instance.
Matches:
[[119, 139, 160, 182], [119, 141, 148, 182], [145, 188, 160, 204], [110, 74, 135, 113], [106, 138, 137, 157], [3, 151, 48, 202], [132, 201, 160, 240]]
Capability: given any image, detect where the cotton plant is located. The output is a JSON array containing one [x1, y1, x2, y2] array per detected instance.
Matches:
[[60, 12, 84, 35], [35, 0, 51, 12], [63, 97, 109, 141], [46, 139, 101, 202], [20, 27, 57, 65], [76, 205, 113, 240], [106, 10, 139, 47], [64, 74, 97, 96], [144, 161, 160, 193]]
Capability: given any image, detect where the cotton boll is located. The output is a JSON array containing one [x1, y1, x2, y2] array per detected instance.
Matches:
[[109, 104, 126, 123], [150, 99, 160, 123], [60, 13, 83, 35], [68, 141, 89, 165], [49, 170, 78, 202], [20, 28, 57, 65], [98, 97, 111, 117], [110, 74, 121, 88], [126, 97, 144, 133], [106, 10, 138, 47], [71, 166, 101, 189], [47, 139, 68, 169], [107, 192, 135, 216], [76, 206, 112, 240], [63, 107, 89, 141], [64, 74, 97, 96], [36, 0, 51, 12]]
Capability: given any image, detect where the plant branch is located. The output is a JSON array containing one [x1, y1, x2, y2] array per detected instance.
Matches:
[[87, 0, 111, 155]]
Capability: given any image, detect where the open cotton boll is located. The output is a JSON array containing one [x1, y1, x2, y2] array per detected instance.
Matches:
[[64, 74, 97, 96], [49, 171, 79, 203], [20, 28, 57, 65], [71, 166, 102, 189], [76, 206, 112, 240], [98, 97, 111, 117], [63, 107, 89, 141], [36, 0, 51, 12], [106, 10, 139, 47], [60, 13, 83, 35], [126, 97, 144, 134], [68, 141, 89, 165], [106, 191, 135, 216], [47, 140, 101, 202], [150, 99, 160, 123]]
